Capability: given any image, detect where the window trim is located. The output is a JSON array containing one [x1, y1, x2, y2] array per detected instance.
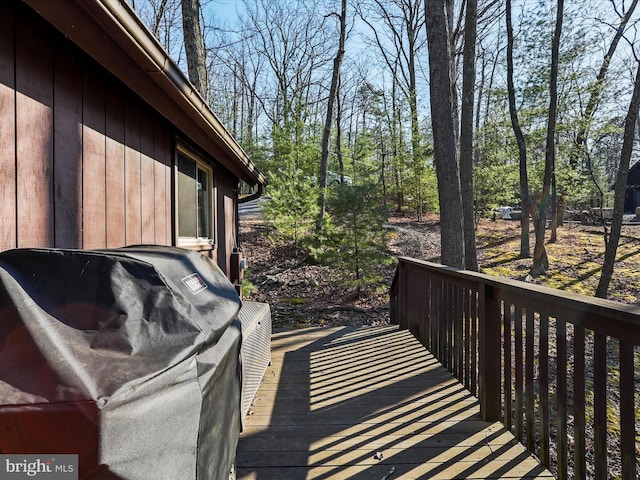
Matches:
[[175, 145, 216, 249]]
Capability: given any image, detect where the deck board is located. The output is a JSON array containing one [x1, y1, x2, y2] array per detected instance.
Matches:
[[236, 325, 554, 480]]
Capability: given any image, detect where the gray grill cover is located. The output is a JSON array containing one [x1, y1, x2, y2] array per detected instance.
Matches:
[[0, 245, 242, 479]]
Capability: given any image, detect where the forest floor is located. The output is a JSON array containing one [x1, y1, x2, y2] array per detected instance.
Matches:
[[239, 210, 640, 329]]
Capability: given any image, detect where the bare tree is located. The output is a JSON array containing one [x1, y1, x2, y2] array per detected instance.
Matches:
[[383, 57, 409, 212], [317, 0, 348, 233], [572, 0, 639, 169], [531, 0, 563, 277], [506, 0, 531, 259], [425, 0, 465, 268], [242, 0, 330, 129], [234, 44, 265, 152], [460, 0, 478, 270], [208, 23, 267, 156], [359, 0, 426, 220], [129, 0, 183, 57], [150, 0, 170, 37], [181, 0, 209, 100], [596, 59, 640, 298]]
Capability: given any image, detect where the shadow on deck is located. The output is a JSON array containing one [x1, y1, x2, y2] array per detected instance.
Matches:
[[236, 325, 553, 479]]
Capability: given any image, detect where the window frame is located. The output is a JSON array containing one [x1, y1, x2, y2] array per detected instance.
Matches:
[[175, 145, 216, 249]]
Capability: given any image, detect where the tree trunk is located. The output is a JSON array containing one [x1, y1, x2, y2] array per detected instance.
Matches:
[[506, 0, 530, 258], [596, 59, 640, 298], [460, 0, 478, 271], [445, 0, 459, 145], [390, 69, 405, 212], [181, 0, 208, 101], [317, 0, 347, 233], [532, 0, 563, 277], [550, 170, 557, 242], [409, 80, 423, 222], [425, 0, 465, 268], [336, 79, 345, 179], [404, 2, 424, 222]]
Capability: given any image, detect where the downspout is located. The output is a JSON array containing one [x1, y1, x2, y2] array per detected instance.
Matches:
[[237, 183, 264, 204], [232, 181, 264, 296]]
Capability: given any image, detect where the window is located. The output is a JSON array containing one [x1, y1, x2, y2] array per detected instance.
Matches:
[[177, 149, 214, 246]]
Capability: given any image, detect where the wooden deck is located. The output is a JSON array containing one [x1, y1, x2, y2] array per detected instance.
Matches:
[[236, 325, 554, 480]]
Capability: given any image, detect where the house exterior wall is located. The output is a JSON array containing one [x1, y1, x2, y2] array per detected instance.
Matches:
[[0, 1, 239, 278], [216, 168, 240, 278], [0, 2, 172, 251], [624, 187, 640, 213], [625, 163, 640, 213], [627, 163, 640, 187]]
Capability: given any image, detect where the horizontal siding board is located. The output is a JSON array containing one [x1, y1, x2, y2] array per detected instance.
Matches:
[[53, 42, 83, 248], [0, 2, 16, 251], [16, 7, 54, 248]]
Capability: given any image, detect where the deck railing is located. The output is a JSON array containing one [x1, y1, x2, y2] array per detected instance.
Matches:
[[390, 256, 640, 480]]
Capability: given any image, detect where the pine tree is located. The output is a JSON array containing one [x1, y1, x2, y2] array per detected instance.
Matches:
[[320, 185, 391, 299], [263, 170, 318, 255], [262, 123, 319, 254]]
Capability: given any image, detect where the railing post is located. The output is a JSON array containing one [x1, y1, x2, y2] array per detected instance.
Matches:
[[396, 260, 407, 329], [479, 283, 501, 421]]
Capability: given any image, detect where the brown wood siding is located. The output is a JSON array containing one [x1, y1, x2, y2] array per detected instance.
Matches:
[[153, 124, 171, 245], [217, 169, 237, 277], [82, 69, 107, 249], [105, 84, 126, 248], [0, 5, 16, 250], [124, 100, 142, 246], [0, 1, 176, 253], [15, 6, 54, 248], [53, 42, 83, 248], [1, 1, 242, 277], [140, 109, 156, 244]]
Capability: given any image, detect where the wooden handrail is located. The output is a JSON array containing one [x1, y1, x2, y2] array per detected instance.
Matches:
[[390, 257, 640, 480]]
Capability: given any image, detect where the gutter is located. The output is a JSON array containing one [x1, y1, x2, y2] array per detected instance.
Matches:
[[100, 0, 257, 175], [23, 0, 266, 187], [95, 0, 266, 186]]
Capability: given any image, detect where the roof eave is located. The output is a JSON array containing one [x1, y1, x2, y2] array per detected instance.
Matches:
[[23, 0, 266, 187]]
